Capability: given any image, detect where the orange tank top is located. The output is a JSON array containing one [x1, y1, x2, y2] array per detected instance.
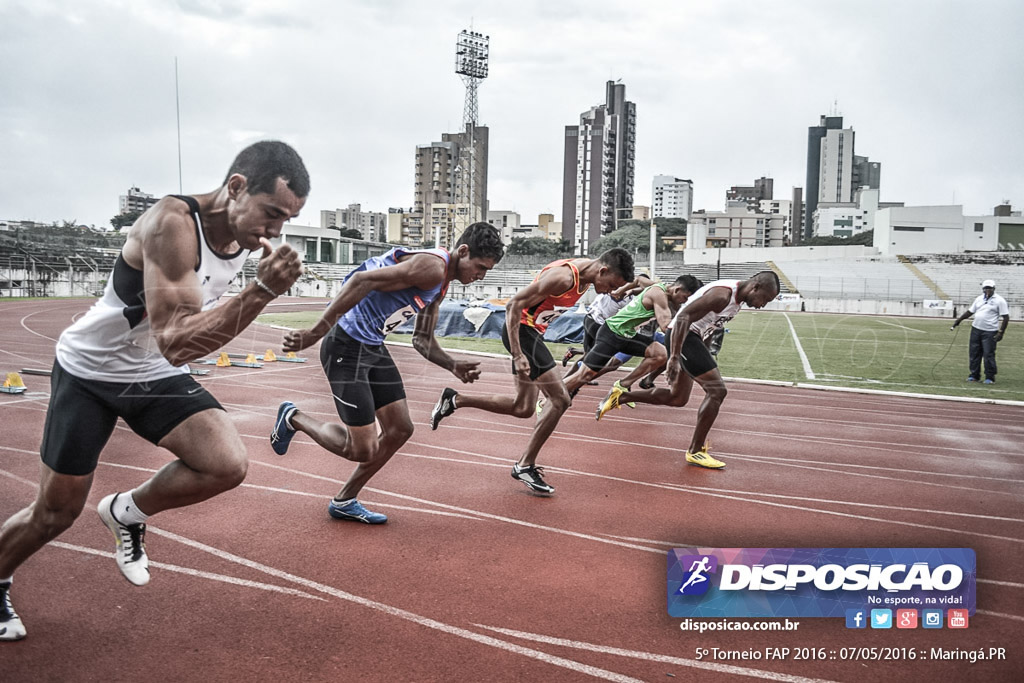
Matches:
[[520, 259, 590, 334]]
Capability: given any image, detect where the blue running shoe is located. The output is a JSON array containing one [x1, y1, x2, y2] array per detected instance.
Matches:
[[270, 401, 298, 455], [328, 499, 388, 524], [984, 378, 995, 384]]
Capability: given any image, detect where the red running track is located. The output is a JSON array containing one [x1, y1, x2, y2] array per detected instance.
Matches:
[[1, 298, 1021, 682]]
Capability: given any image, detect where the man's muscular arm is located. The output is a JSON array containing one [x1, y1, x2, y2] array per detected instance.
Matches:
[[284, 253, 445, 352], [505, 266, 575, 376], [143, 209, 302, 365]]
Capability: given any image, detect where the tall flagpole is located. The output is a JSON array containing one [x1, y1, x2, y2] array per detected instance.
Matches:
[[175, 57, 183, 193]]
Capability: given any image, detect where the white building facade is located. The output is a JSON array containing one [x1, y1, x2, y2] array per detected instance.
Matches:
[[818, 128, 856, 204], [687, 203, 786, 249], [652, 175, 693, 220], [486, 210, 522, 244]]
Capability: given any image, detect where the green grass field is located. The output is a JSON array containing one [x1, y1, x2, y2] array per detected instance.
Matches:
[[257, 310, 1024, 402]]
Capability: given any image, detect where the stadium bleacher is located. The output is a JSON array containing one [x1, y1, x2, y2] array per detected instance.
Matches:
[[906, 253, 1024, 305], [770, 257, 938, 301]]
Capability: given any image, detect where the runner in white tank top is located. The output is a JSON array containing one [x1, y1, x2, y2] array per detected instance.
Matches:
[[598, 272, 781, 470], [56, 195, 249, 382], [0, 141, 308, 642]]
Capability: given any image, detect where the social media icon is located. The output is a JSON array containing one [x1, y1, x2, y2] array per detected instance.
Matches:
[[922, 609, 943, 629], [948, 609, 969, 629], [870, 609, 892, 629], [896, 609, 918, 628], [845, 609, 867, 629]]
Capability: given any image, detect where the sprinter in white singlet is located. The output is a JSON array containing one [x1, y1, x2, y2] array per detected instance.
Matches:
[[0, 141, 308, 641]]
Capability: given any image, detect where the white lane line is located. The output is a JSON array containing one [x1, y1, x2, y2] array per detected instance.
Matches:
[[251, 454, 1024, 547], [474, 625, 838, 683], [976, 610, 1024, 623], [329, 439, 1024, 523], [653, 480, 1023, 545], [250, 459, 664, 554], [99, 462, 487, 522], [977, 579, 1024, 589], [723, 451, 1020, 483], [874, 319, 928, 334], [146, 527, 647, 683], [783, 313, 815, 380], [49, 541, 327, 601], [406, 425, 1024, 499]]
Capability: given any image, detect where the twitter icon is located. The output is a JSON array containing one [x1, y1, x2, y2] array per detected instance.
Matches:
[[870, 609, 892, 629]]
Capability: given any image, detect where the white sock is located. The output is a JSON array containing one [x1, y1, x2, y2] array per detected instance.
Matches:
[[285, 406, 298, 429], [112, 491, 149, 526], [0, 576, 11, 585], [334, 497, 354, 505]]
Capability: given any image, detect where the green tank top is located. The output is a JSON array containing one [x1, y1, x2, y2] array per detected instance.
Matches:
[[606, 283, 666, 338]]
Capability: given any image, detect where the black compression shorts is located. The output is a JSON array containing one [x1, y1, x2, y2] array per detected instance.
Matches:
[[581, 323, 656, 372], [501, 324, 555, 381], [582, 315, 600, 354], [664, 328, 718, 378], [41, 359, 224, 476], [320, 326, 406, 427]]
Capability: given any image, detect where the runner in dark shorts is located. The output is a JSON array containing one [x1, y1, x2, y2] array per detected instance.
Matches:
[[567, 275, 701, 415], [606, 273, 781, 470], [0, 141, 308, 640], [431, 249, 634, 495], [270, 223, 504, 524]]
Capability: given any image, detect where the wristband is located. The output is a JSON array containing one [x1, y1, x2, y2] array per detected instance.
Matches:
[[253, 277, 280, 298]]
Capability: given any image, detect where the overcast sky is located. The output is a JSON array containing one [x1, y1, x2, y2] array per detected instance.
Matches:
[[2, 0, 1022, 230]]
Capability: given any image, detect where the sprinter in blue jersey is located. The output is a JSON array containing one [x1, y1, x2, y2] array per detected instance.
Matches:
[[270, 222, 504, 524]]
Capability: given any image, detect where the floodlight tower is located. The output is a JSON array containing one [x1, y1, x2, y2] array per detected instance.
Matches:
[[454, 30, 489, 235]]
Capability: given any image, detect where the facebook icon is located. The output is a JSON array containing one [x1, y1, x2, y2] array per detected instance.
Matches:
[[845, 609, 867, 629]]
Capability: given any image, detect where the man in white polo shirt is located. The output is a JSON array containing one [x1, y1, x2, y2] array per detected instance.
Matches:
[[953, 279, 1009, 384]]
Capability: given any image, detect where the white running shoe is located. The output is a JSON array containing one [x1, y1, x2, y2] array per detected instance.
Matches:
[[0, 581, 26, 641], [97, 493, 150, 586]]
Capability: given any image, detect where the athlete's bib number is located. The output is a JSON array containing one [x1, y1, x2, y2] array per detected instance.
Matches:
[[382, 305, 417, 336], [535, 308, 567, 327]]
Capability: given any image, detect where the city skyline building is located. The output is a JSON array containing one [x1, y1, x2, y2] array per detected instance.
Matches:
[[320, 204, 387, 242], [804, 113, 882, 241], [118, 186, 159, 215], [561, 80, 637, 255], [652, 175, 693, 220], [804, 114, 844, 240], [727, 176, 773, 211], [411, 124, 489, 249]]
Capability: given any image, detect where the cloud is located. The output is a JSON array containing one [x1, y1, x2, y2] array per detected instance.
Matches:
[[0, 0, 1021, 229]]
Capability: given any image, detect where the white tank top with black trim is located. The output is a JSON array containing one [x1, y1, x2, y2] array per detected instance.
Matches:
[[56, 195, 250, 382]]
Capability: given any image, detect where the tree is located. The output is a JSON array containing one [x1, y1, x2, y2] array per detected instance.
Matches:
[[338, 227, 364, 240], [111, 210, 143, 230], [588, 219, 684, 256], [507, 237, 571, 257], [800, 229, 874, 246]]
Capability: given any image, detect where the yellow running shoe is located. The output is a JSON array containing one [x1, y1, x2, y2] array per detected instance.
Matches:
[[596, 380, 626, 420], [685, 442, 726, 469]]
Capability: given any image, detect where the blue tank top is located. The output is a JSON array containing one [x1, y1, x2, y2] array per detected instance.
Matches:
[[338, 247, 451, 345]]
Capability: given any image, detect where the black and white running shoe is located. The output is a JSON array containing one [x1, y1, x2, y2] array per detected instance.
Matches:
[[0, 581, 26, 641], [430, 388, 457, 430], [511, 464, 555, 495]]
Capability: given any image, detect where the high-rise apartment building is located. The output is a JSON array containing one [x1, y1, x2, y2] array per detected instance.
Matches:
[[804, 114, 881, 241], [652, 176, 693, 220], [804, 115, 844, 240], [321, 204, 387, 242], [119, 187, 159, 215], [412, 124, 489, 248], [727, 177, 773, 210], [561, 81, 637, 255]]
